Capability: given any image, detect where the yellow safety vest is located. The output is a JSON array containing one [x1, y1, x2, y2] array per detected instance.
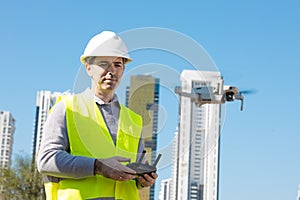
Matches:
[[44, 92, 142, 200]]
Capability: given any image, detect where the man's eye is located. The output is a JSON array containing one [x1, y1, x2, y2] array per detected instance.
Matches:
[[98, 63, 109, 68], [114, 63, 124, 68]]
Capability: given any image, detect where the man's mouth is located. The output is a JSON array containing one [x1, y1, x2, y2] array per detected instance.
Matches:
[[103, 78, 117, 81], [103, 78, 117, 83]]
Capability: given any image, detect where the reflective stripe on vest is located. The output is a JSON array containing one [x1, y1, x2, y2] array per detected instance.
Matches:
[[45, 92, 142, 200]]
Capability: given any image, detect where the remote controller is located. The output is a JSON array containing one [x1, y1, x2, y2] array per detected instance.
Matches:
[[126, 150, 162, 176]]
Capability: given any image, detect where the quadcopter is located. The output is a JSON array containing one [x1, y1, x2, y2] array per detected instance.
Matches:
[[175, 85, 250, 111]]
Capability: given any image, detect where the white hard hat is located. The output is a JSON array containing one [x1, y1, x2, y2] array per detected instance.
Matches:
[[80, 31, 132, 65]]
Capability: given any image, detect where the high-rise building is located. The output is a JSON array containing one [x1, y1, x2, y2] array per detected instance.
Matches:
[[175, 70, 223, 200], [159, 178, 172, 200], [126, 75, 160, 200], [31, 90, 69, 162], [0, 111, 15, 169], [171, 130, 178, 200], [297, 184, 300, 200]]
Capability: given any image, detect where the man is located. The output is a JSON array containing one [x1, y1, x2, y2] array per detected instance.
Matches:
[[37, 31, 158, 200]]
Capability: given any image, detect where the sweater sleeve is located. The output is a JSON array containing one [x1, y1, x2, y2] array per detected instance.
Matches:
[[36, 100, 95, 179]]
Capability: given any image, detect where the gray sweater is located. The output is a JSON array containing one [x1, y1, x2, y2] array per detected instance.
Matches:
[[37, 94, 144, 181]]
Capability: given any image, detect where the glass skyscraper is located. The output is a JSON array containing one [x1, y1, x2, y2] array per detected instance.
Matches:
[[126, 75, 160, 200]]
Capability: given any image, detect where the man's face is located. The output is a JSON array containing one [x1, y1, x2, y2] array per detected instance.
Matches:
[[86, 56, 125, 94]]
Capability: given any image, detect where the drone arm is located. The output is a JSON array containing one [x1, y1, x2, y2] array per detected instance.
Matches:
[[240, 98, 244, 111], [235, 93, 244, 111], [175, 87, 201, 104]]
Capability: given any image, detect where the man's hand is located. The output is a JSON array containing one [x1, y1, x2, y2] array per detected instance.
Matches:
[[94, 156, 136, 181], [138, 172, 158, 188]]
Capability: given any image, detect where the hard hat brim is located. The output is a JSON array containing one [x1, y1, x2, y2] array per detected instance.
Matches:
[[80, 55, 132, 65]]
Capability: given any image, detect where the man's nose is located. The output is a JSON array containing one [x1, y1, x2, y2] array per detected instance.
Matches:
[[106, 65, 116, 73]]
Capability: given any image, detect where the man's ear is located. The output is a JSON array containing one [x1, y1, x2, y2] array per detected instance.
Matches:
[[85, 64, 92, 77]]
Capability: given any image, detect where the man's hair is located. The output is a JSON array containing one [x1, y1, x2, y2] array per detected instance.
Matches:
[[85, 56, 96, 64]]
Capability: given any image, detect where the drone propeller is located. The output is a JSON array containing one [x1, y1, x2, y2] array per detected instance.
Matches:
[[239, 89, 257, 95]]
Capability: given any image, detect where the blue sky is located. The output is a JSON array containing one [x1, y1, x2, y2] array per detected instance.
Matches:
[[0, 1, 299, 199]]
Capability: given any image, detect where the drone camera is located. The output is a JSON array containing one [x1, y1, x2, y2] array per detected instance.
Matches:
[[225, 91, 235, 102]]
